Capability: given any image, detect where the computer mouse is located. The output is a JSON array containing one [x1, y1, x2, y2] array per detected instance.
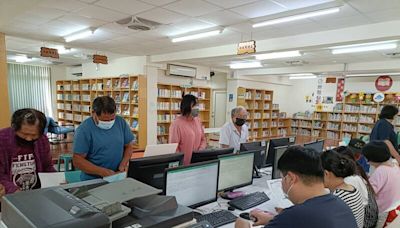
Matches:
[[239, 212, 257, 222], [228, 206, 235, 211]]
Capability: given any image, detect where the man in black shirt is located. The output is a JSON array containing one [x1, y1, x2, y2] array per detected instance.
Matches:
[[235, 146, 357, 228]]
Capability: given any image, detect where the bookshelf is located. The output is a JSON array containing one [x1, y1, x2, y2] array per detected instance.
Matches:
[[157, 83, 211, 144], [237, 87, 291, 141], [291, 92, 400, 147], [56, 75, 147, 149]]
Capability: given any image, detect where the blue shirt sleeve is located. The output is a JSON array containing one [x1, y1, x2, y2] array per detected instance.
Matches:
[[122, 118, 134, 145], [73, 124, 91, 155]]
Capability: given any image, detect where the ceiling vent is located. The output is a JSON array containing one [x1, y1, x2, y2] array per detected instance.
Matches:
[[116, 16, 162, 31], [384, 52, 400, 58], [285, 60, 308, 66]]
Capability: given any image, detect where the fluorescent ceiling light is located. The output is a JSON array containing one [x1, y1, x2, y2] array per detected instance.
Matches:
[[346, 72, 400, 77], [253, 7, 340, 28], [171, 29, 223, 43], [230, 62, 262, 69], [288, 73, 315, 77], [14, 55, 32, 63], [255, 50, 301, 60], [64, 29, 95, 42], [331, 43, 397, 54], [56, 46, 73, 54], [289, 75, 317, 80]]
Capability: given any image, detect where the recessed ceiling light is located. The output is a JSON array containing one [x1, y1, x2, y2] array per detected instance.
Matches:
[[255, 50, 302, 60], [171, 29, 223, 43], [229, 61, 262, 69]]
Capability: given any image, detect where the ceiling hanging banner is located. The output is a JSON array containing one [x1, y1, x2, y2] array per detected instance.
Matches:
[[336, 78, 345, 102], [237, 40, 256, 55]]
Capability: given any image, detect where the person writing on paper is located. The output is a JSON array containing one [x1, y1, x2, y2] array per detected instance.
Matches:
[[235, 146, 357, 228], [73, 96, 134, 180], [219, 106, 249, 151], [169, 94, 206, 165], [370, 105, 399, 150], [0, 109, 55, 194]]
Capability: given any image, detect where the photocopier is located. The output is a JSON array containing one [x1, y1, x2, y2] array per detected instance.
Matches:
[[1, 178, 194, 228]]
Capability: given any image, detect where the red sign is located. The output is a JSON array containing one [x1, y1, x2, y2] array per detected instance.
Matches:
[[40, 47, 59, 59], [93, 54, 108, 64], [336, 78, 345, 101], [375, 75, 393, 91]]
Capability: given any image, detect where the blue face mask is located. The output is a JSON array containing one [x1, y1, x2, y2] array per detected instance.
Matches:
[[97, 119, 115, 130]]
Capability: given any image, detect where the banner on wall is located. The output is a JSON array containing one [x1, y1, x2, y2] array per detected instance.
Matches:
[[336, 78, 345, 101], [375, 75, 393, 91]]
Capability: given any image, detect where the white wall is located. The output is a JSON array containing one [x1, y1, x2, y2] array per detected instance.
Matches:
[[82, 56, 146, 78], [345, 76, 400, 93]]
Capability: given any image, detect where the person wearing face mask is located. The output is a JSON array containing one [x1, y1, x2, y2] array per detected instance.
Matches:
[[219, 106, 249, 152], [0, 109, 55, 195], [235, 146, 357, 228], [370, 105, 399, 151], [169, 94, 206, 165], [73, 96, 134, 181]]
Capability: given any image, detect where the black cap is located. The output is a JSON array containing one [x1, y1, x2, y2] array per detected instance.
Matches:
[[348, 138, 366, 154], [362, 141, 391, 163]]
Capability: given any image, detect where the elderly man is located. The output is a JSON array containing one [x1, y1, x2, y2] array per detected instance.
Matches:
[[219, 106, 249, 151]]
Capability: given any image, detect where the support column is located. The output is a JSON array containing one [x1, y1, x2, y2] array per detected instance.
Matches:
[[0, 33, 10, 128]]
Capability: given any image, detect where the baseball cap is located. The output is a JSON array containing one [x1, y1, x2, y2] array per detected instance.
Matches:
[[348, 138, 366, 154]]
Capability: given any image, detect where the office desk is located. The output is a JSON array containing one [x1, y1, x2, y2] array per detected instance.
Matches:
[[195, 168, 293, 228]]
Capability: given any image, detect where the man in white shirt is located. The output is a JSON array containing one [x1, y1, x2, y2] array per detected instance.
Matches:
[[219, 106, 249, 151]]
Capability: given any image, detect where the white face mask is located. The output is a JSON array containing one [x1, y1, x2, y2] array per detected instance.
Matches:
[[282, 175, 294, 199], [97, 119, 115, 130]]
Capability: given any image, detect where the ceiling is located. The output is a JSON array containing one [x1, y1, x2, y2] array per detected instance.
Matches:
[[2, 0, 400, 67]]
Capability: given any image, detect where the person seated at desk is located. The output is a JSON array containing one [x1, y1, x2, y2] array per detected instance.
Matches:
[[219, 106, 249, 151], [0, 109, 55, 194], [321, 150, 365, 228], [73, 96, 134, 180], [235, 146, 357, 228], [362, 141, 400, 227], [169, 94, 206, 165]]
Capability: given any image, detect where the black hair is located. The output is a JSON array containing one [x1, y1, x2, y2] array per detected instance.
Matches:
[[334, 146, 375, 193], [277, 146, 324, 184], [362, 141, 391, 163], [321, 150, 356, 178], [92, 96, 116, 116], [11, 108, 47, 135], [180, 94, 197, 116], [379, 105, 398, 120]]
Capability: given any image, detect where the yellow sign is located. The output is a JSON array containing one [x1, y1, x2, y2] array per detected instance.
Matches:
[[237, 40, 256, 55]]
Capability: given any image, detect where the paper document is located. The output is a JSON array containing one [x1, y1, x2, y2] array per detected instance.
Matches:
[[38, 172, 66, 188], [103, 172, 127, 183]]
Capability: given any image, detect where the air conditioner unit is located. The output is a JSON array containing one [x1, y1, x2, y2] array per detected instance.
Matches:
[[167, 64, 196, 78]]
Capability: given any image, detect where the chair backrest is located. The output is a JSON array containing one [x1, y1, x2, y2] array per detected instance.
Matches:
[[64, 170, 82, 184]]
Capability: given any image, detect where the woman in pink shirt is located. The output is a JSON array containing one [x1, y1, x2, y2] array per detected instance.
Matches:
[[169, 94, 206, 165], [362, 140, 400, 227]]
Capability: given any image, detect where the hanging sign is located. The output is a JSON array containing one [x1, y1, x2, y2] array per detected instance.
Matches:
[[336, 78, 345, 102], [40, 47, 59, 59], [237, 40, 256, 55], [373, 92, 385, 103], [93, 54, 108, 64], [375, 75, 392, 91]]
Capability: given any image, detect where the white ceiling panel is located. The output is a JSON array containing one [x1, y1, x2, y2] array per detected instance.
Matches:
[[272, 0, 334, 10], [95, 0, 155, 15], [229, 0, 286, 18], [100, 23, 139, 35], [27, 7, 68, 20], [204, 0, 259, 9], [78, 0, 98, 3], [164, 0, 222, 17], [171, 19, 216, 35], [198, 10, 248, 26], [137, 8, 187, 24], [364, 8, 400, 23], [313, 15, 370, 30], [45, 20, 88, 37], [139, 0, 178, 6], [58, 14, 107, 27], [39, 0, 88, 12], [77, 5, 129, 22], [348, 0, 400, 13]]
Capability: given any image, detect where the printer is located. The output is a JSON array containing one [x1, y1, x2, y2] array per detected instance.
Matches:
[[2, 178, 194, 228]]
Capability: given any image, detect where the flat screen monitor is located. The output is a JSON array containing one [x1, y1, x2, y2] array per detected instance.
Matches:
[[164, 160, 219, 208], [191, 148, 234, 163], [144, 143, 178, 157], [239, 141, 267, 168], [304, 140, 325, 153], [218, 151, 255, 192], [266, 137, 295, 166], [128, 153, 184, 189], [272, 146, 289, 179]]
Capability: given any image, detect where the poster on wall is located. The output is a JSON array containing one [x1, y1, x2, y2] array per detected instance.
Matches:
[[375, 75, 393, 91], [336, 78, 345, 101], [315, 77, 323, 104]]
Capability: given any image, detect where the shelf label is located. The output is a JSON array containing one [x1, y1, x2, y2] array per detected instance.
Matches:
[[373, 93, 385, 103]]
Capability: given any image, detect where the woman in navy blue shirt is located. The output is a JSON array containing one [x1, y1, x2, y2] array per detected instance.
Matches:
[[370, 105, 398, 150]]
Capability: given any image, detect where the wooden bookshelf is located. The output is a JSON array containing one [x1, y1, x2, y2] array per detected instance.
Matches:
[[291, 92, 400, 147], [237, 87, 291, 141], [157, 83, 211, 144], [56, 75, 147, 149]]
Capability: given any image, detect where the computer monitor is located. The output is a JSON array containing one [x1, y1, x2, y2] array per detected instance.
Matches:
[[218, 151, 255, 192], [191, 148, 234, 163], [304, 140, 325, 153], [144, 143, 178, 157], [272, 146, 289, 179], [128, 153, 184, 189], [164, 160, 219, 208], [239, 141, 267, 168], [266, 137, 295, 166]]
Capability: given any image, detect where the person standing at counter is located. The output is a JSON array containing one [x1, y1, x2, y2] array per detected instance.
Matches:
[[370, 105, 399, 150], [169, 94, 206, 165]]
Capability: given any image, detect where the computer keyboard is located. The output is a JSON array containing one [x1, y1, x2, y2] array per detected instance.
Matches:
[[195, 210, 237, 227], [228, 191, 270, 210]]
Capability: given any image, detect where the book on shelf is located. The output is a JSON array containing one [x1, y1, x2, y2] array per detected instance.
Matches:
[[116, 106, 121, 115], [122, 106, 130, 115], [106, 79, 112, 89], [131, 120, 139, 131], [113, 79, 120, 89], [132, 80, 139, 91], [114, 93, 121, 103], [122, 92, 129, 102], [121, 78, 129, 88]]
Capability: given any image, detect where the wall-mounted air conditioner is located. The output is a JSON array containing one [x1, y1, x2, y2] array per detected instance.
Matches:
[[167, 64, 196, 78]]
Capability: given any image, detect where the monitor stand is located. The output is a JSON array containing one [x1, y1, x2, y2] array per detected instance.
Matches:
[[253, 166, 262, 179]]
